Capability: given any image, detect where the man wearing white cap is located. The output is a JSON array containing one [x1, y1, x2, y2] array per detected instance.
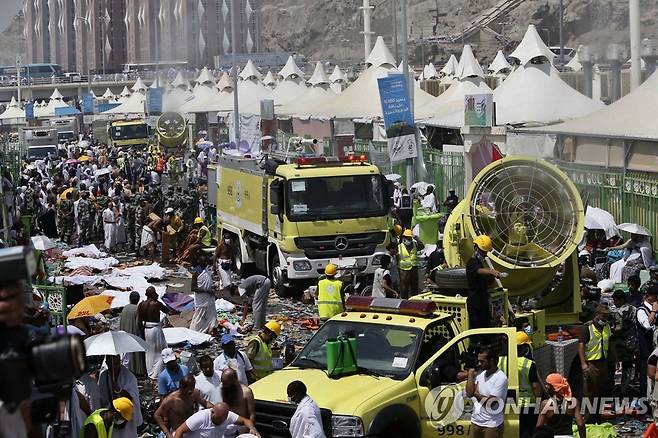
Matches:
[[158, 348, 189, 397]]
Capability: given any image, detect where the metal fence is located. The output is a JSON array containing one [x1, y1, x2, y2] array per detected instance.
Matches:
[[556, 160, 658, 257], [354, 139, 465, 204], [1, 140, 23, 182]]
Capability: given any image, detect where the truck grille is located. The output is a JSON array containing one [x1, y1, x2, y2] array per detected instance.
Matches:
[[255, 400, 333, 438], [295, 232, 386, 259]]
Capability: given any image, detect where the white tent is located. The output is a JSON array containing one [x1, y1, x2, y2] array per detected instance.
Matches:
[[488, 50, 512, 74], [423, 63, 440, 80], [163, 85, 194, 112], [118, 86, 132, 103], [262, 71, 277, 89], [418, 45, 493, 124], [271, 56, 308, 106], [103, 91, 146, 115], [564, 46, 583, 71], [524, 69, 658, 141], [493, 25, 603, 126], [303, 36, 435, 119], [329, 65, 347, 94], [201, 60, 270, 115], [195, 67, 215, 86], [131, 77, 147, 93], [509, 24, 555, 65], [101, 88, 115, 100], [440, 54, 459, 76], [171, 72, 190, 90], [37, 88, 72, 117], [0, 96, 25, 123], [278, 62, 336, 115]]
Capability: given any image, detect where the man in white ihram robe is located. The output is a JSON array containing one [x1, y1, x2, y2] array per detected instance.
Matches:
[[102, 203, 117, 251]]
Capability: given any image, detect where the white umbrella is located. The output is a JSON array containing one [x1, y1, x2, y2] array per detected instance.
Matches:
[[31, 235, 56, 251], [385, 174, 402, 182], [617, 223, 652, 237], [94, 168, 112, 177], [584, 206, 618, 240], [84, 330, 148, 356]]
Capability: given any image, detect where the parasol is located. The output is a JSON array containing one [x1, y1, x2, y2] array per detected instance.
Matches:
[[584, 206, 618, 240], [68, 295, 114, 319], [83, 330, 148, 356], [617, 223, 652, 236]]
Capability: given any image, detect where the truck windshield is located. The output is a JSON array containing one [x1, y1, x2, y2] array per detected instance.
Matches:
[[291, 321, 422, 379], [58, 131, 76, 142], [111, 124, 148, 141], [286, 174, 386, 221], [28, 146, 58, 159]]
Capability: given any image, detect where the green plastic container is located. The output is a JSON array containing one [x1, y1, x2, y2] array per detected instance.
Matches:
[[326, 336, 357, 377], [415, 212, 441, 244]]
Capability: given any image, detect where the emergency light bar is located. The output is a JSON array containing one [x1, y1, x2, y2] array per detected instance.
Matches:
[[345, 296, 437, 317], [295, 154, 369, 166]]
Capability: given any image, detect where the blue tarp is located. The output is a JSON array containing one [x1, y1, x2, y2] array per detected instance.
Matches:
[[54, 106, 81, 116]]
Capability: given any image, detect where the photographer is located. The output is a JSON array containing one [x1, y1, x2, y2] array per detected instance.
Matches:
[[0, 246, 86, 438], [0, 273, 30, 437]]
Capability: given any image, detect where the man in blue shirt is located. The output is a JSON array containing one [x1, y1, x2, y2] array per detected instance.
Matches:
[[157, 347, 189, 396]]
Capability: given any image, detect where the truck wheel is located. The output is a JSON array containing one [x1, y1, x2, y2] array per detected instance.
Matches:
[[233, 244, 253, 278], [369, 405, 420, 438], [270, 258, 295, 298], [433, 268, 469, 290]]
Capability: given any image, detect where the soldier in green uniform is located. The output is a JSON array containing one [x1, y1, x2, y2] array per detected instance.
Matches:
[[611, 289, 637, 396], [57, 191, 75, 244], [134, 196, 147, 256], [123, 196, 136, 253], [94, 194, 108, 240], [579, 281, 601, 324], [642, 266, 658, 294], [77, 191, 94, 245]]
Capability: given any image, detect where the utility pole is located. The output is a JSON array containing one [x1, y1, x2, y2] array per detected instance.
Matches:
[[231, 0, 240, 142], [361, 0, 374, 63], [392, 0, 398, 61], [16, 54, 21, 103], [558, 0, 564, 69], [629, 0, 641, 89], [401, 0, 414, 186]]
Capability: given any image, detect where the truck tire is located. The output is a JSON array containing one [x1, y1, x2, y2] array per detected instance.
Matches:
[[368, 405, 420, 438], [233, 243, 254, 278], [269, 258, 295, 298], [432, 268, 469, 290]]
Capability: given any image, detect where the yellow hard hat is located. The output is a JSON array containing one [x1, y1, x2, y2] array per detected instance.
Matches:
[[516, 331, 532, 345], [194, 217, 204, 225], [393, 224, 403, 236], [264, 320, 281, 337], [473, 235, 493, 252], [112, 397, 134, 422], [402, 229, 413, 238], [324, 263, 337, 276]]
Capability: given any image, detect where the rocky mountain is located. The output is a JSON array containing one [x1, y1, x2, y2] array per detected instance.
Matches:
[[262, 0, 658, 67]]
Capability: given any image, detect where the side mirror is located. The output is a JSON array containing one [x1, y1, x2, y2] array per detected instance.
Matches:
[[269, 179, 283, 215]]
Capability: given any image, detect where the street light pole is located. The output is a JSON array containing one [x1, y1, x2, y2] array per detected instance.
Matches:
[[401, 0, 414, 186], [558, 0, 565, 69], [231, 0, 240, 143]]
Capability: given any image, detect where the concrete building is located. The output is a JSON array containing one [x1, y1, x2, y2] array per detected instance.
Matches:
[[23, 0, 262, 71]]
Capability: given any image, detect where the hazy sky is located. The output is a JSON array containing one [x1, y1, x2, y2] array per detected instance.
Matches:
[[0, 0, 22, 32]]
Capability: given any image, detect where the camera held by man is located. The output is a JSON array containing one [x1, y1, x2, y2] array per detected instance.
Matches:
[[0, 246, 87, 437]]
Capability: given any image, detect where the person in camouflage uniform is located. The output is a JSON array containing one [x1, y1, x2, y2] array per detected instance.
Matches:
[[642, 266, 658, 294], [22, 184, 37, 217], [123, 195, 136, 252], [57, 191, 75, 244], [77, 191, 94, 245], [134, 196, 147, 255], [611, 289, 638, 396], [94, 194, 108, 240]]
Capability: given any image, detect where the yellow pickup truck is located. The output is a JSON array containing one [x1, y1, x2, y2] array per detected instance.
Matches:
[[251, 296, 520, 438]]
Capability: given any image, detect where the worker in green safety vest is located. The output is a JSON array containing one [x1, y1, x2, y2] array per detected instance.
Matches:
[[316, 264, 345, 321], [515, 332, 543, 438], [80, 397, 133, 438], [578, 304, 612, 424], [246, 320, 281, 381], [398, 229, 424, 299]]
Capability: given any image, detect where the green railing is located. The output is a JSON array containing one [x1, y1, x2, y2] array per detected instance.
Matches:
[[35, 284, 68, 329], [557, 160, 658, 258], [354, 139, 465, 204], [1, 140, 23, 182]]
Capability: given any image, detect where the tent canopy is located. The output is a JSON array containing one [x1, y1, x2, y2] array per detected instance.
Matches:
[[509, 24, 556, 66], [329, 65, 347, 83], [103, 91, 145, 115], [456, 45, 484, 79], [522, 69, 658, 141], [440, 54, 459, 76], [489, 50, 512, 74], [171, 71, 190, 89], [131, 78, 147, 93], [308, 62, 330, 86]]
